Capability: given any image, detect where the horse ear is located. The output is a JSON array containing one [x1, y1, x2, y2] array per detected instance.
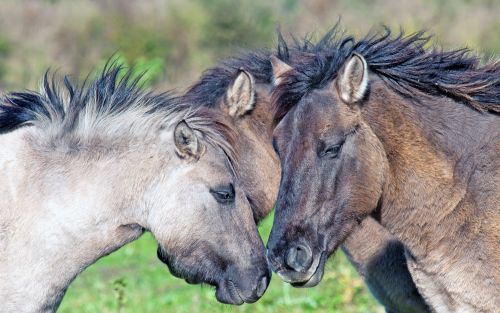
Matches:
[[173, 120, 204, 160], [270, 55, 293, 86], [224, 69, 255, 118], [336, 53, 369, 104]]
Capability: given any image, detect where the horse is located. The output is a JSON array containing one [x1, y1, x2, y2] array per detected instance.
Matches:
[[0, 65, 271, 312], [267, 27, 499, 312], [184, 45, 429, 312], [180, 54, 281, 223]]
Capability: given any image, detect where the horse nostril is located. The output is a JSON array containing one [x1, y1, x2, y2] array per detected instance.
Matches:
[[255, 274, 269, 297], [285, 244, 313, 272]]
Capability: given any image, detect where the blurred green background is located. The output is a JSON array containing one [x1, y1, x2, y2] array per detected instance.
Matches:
[[1, 0, 497, 312]]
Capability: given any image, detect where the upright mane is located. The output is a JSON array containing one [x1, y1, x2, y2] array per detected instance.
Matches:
[[181, 47, 290, 107], [273, 26, 500, 124], [0, 63, 236, 162]]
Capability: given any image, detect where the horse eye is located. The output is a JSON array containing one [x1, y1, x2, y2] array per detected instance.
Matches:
[[321, 143, 343, 159], [210, 184, 235, 204]]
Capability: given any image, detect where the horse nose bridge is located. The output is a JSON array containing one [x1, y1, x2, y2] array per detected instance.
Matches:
[[278, 153, 314, 209], [268, 156, 312, 265], [274, 171, 300, 214], [271, 178, 309, 239], [234, 230, 267, 265]]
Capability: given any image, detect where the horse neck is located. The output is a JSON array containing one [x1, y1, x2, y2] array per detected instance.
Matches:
[[0, 127, 151, 312], [362, 77, 497, 254]]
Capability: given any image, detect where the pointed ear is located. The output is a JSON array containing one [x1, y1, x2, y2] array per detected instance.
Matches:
[[224, 69, 255, 118], [270, 55, 293, 86], [336, 53, 369, 104], [173, 120, 204, 160]]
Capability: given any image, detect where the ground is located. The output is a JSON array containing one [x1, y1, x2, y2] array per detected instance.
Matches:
[[59, 213, 384, 313]]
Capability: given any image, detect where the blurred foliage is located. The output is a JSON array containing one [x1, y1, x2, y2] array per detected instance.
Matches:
[[0, 36, 9, 81], [1, 0, 498, 312], [0, 0, 497, 91], [93, 54, 165, 87]]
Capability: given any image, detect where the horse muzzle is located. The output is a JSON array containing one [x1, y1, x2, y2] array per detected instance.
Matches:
[[215, 267, 270, 305], [267, 242, 327, 288]]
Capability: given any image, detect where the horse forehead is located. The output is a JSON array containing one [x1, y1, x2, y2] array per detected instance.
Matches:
[[293, 92, 337, 133], [195, 145, 231, 173], [274, 90, 335, 144], [278, 108, 317, 153]]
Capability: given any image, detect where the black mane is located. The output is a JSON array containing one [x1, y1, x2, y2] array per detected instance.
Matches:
[[0, 62, 176, 134], [273, 26, 500, 124], [181, 47, 290, 107]]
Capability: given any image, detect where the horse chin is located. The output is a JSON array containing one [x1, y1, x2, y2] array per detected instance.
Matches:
[[291, 252, 327, 288], [184, 276, 201, 285], [165, 260, 211, 287], [215, 280, 244, 305], [157, 246, 204, 285]]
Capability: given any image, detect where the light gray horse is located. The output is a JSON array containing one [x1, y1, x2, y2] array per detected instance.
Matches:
[[0, 66, 270, 312]]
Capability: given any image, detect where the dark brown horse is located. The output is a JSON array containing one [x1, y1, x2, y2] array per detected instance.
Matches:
[[180, 53, 280, 222], [267, 28, 499, 312], [183, 46, 430, 312]]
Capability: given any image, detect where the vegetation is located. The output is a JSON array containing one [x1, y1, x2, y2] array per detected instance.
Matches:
[[0, 0, 497, 91], [1, 0, 497, 312], [59, 214, 384, 313]]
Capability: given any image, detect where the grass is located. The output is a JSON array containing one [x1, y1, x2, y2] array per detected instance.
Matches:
[[58, 213, 383, 313]]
